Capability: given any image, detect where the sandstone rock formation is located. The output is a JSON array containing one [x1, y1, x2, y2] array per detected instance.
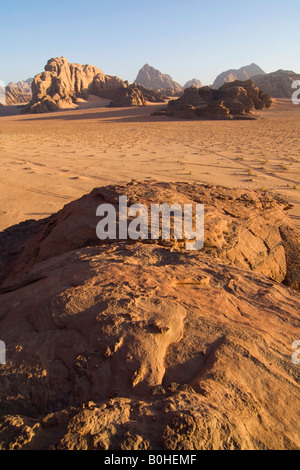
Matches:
[[252, 70, 300, 98], [213, 63, 265, 89], [184, 79, 203, 89], [22, 57, 125, 113], [157, 80, 272, 120], [22, 58, 166, 113], [0, 181, 297, 288], [0, 181, 299, 450], [5, 79, 32, 105], [109, 84, 166, 107], [135, 64, 183, 96], [107, 85, 146, 107]]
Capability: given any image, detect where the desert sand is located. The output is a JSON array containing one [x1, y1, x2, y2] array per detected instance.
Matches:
[[0, 99, 299, 233]]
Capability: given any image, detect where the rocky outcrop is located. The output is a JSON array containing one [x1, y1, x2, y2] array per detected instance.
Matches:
[[132, 83, 168, 102], [184, 79, 202, 89], [5, 79, 32, 105], [22, 58, 166, 113], [109, 84, 166, 107], [0, 181, 299, 450], [22, 57, 125, 113], [157, 80, 272, 120], [135, 64, 183, 96], [252, 69, 300, 98], [213, 63, 265, 89], [108, 84, 147, 107]]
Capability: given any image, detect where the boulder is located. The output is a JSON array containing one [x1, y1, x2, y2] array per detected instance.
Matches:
[[219, 79, 272, 110], [108, 84, 147, 107], [22, 57, 125, 113], [22, 58, 166, 113]]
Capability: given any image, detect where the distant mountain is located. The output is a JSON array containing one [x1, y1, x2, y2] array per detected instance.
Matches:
[[184, 79, 202, 89], [135, 64, 183, 96], [212, 63, 265, 89], [5, 78, 33, 105], [252, 69, 300, 98]]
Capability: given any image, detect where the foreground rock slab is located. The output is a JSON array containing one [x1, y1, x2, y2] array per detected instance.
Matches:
[[0, 243, 299, 450], [0, 181, 299, 450]]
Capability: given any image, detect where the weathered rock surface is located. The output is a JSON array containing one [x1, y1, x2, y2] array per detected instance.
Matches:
[[22, 57, 125, 113], [158, 80, 272, 120], [0, 181, 298, 289], [252, 70, 300, 98], [0, 181, 299, 450], [108, 84, 147, 107], [5, 79, 32, 105], [135, 64, 183, 96], [184, 79, 203, 89], [212, 63, 266, 89]]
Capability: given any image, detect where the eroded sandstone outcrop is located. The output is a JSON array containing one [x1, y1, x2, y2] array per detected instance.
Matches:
[[22, 57, 165, 113], [252, 69, 300, 98], [155, 80, 272, 120]]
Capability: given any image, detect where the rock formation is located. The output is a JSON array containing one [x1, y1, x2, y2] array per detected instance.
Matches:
[[156, 80, 272, 120], [0, 180, 299, 450], [109, 84, 166, 107], [212, 63, 266, 89], [184, 79, 203, 89], [22, 57, 125, 113], [252, 69, 300, 98], [22, 58, 166, 113], [0, 181, 297, 289], [135, 64, 183, 96], [5, 79, 32, 105]]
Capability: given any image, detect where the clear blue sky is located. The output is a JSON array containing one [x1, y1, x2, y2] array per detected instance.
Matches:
[[0, 0, 299, 86]]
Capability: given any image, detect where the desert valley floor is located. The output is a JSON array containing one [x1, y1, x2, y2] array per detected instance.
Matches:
[[0, 99, 299, 232], [0, 98, 299, 450]]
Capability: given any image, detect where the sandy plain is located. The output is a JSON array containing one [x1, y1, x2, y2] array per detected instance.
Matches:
[[0, 98, 299, 232]]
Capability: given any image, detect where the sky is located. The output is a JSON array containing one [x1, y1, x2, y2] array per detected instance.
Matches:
[[0, 0, 299, 86]]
